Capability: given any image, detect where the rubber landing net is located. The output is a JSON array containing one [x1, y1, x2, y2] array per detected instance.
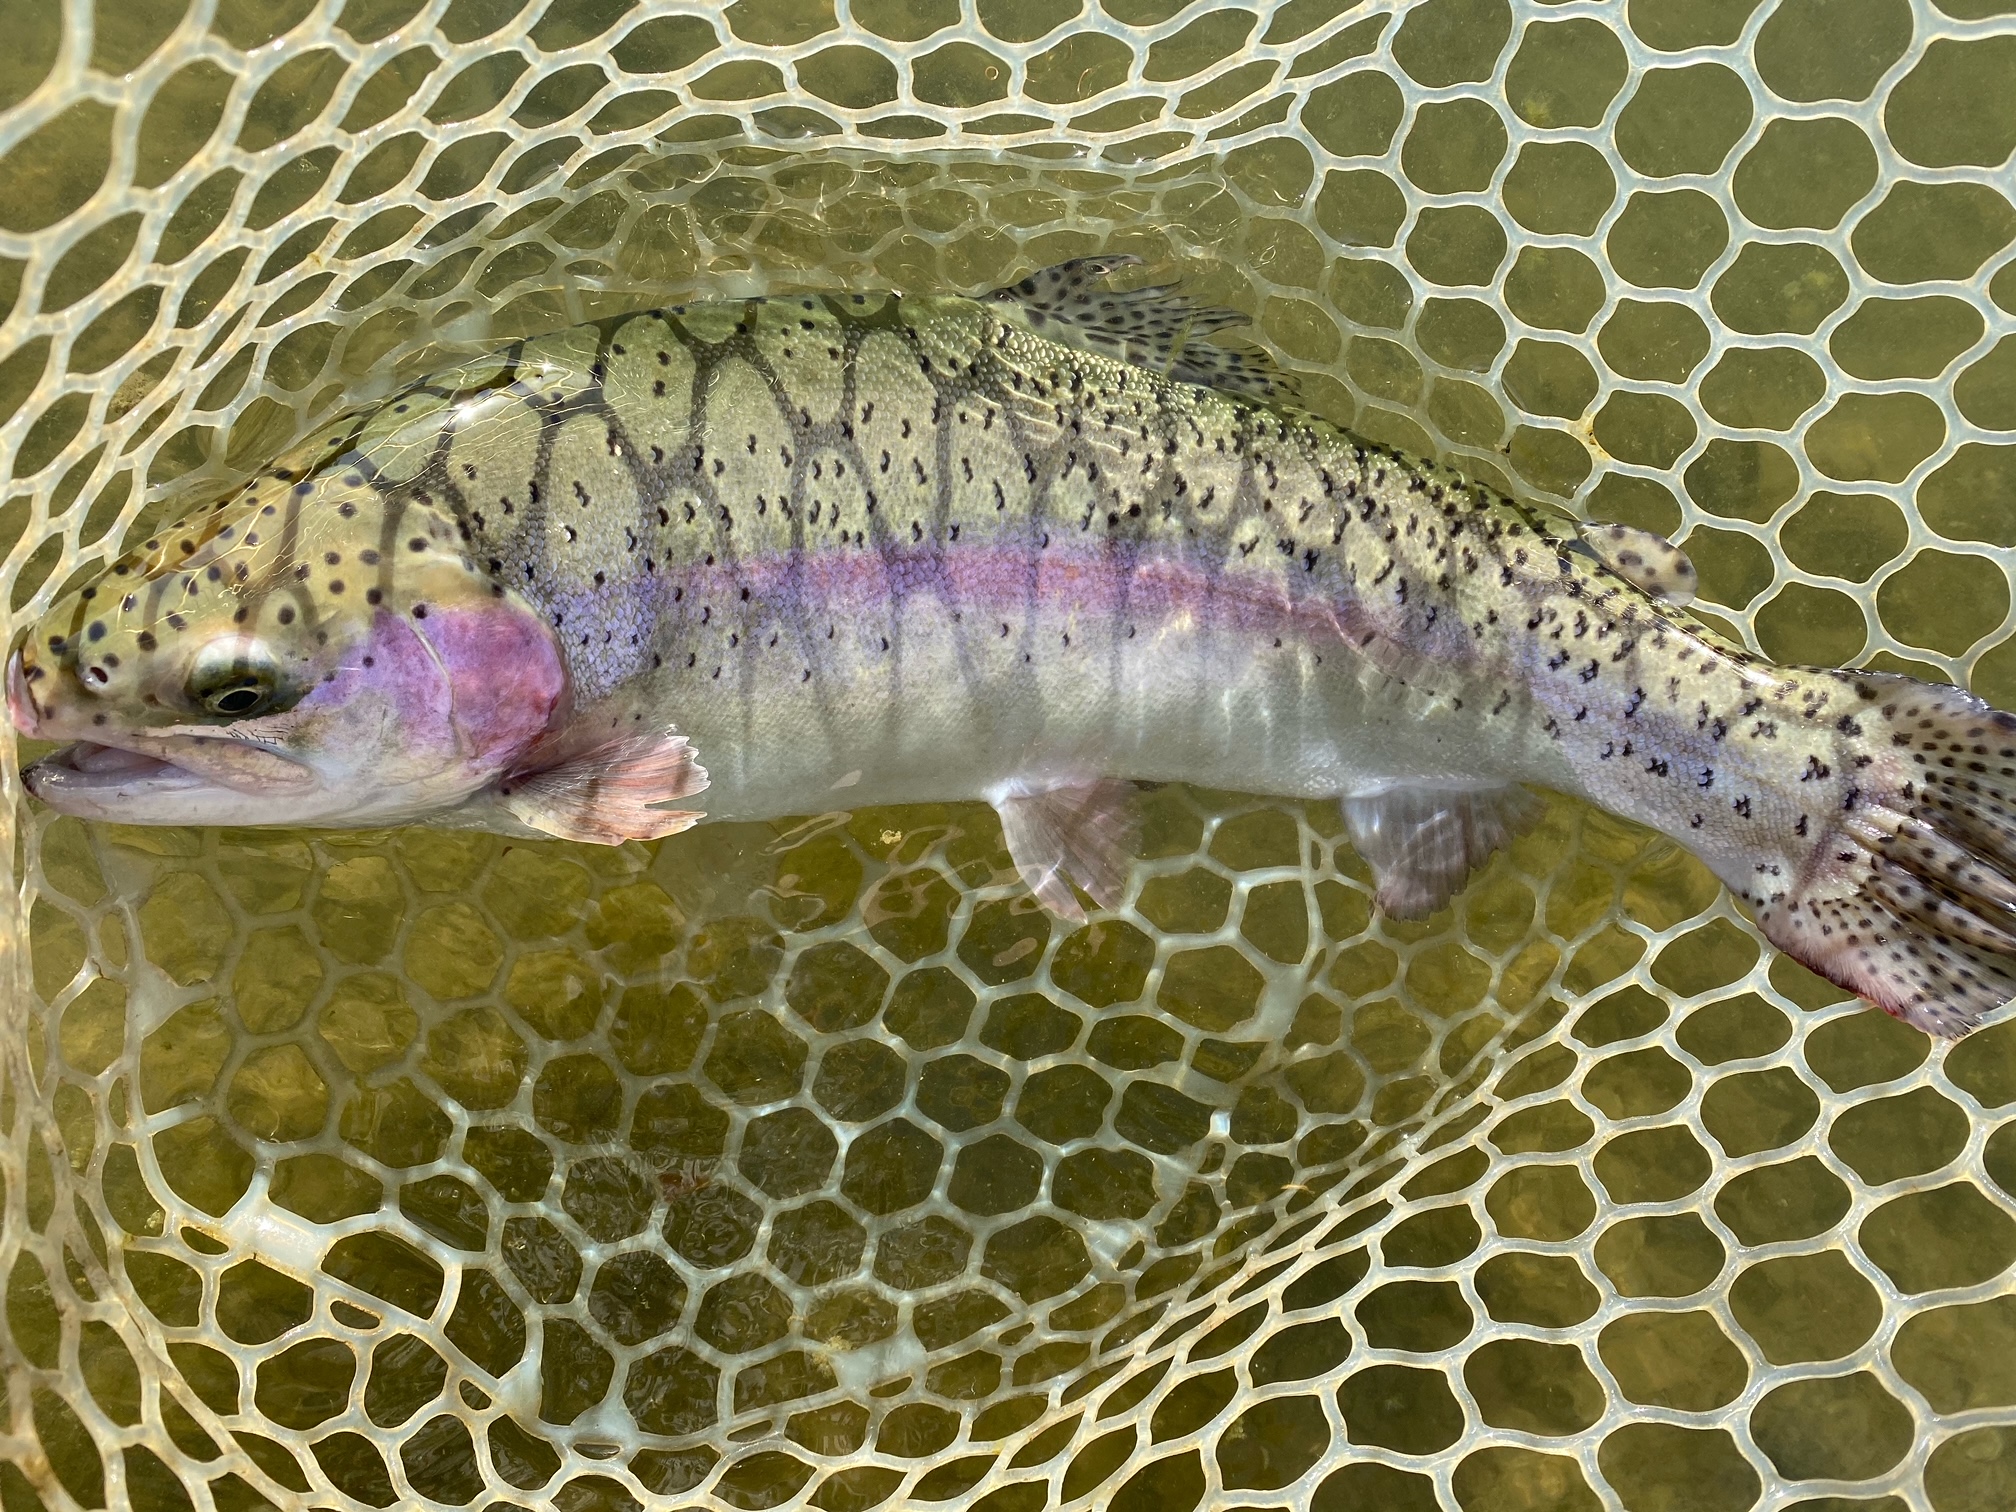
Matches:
[[2, 2, 2015, 1509]]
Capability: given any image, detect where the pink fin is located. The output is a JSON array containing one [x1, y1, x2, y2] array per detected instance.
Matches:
[[993, 778, 1138, 921], [1344, 784, 1541, 920], [499, 722, 708, 845]]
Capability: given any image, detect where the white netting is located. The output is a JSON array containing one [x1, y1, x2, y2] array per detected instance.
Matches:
[[4, 2, 2016, 1510]]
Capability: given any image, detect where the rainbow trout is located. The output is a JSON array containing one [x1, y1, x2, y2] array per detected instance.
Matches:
[[10, 258, 2015, 1037]]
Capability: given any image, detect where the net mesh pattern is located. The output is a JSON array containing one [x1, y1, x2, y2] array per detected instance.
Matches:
[[3, 1, 2016, 1509]]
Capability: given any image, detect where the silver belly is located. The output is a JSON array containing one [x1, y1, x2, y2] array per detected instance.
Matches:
[[661, 588, 1578, 822]]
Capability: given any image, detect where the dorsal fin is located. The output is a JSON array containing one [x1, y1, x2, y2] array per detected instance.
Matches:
[[987, 255, 1282, 399], [1576, 522, 1698, 607]]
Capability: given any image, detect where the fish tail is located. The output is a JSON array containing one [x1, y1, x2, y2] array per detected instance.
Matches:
[[1752, 675, 2016, 1038]]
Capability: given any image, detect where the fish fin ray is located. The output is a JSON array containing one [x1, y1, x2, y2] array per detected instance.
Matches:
[[498, 721, 709, 846], [1749, 675, 2016, 1039], [988, 256, 1284, 399], [1576, 521, 1698, 607], [1343, 783, 1543, 920], [993, 777, 1139, 920]]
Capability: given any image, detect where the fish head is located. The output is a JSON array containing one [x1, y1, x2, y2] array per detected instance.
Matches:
[[8, 472, 566, 831]]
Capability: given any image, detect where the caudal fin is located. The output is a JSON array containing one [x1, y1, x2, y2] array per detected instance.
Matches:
[[1751, 676, 2016, 1039]]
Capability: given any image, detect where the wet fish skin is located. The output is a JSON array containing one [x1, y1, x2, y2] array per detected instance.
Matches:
[[9, 269, 2016, 1037]]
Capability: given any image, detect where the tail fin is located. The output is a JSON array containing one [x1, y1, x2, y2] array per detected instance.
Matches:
[[1750, 675, 2016, 1039]]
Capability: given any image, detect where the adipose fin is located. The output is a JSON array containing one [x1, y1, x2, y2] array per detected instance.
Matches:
[[1576, 521, 1699, 607]]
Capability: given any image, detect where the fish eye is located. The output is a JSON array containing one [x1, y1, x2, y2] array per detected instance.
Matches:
[[203, 680, 271, 716], [186, 638, 290, 720]]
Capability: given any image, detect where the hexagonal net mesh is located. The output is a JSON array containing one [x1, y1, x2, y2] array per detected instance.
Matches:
[[3, 1, 2016, 1510]]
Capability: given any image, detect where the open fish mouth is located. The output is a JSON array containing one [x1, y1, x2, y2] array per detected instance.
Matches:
[[20, 733, 321, 826], [5, 646, 44, 738], [34, 740, 206, 784], [24, 741, 223, 805]]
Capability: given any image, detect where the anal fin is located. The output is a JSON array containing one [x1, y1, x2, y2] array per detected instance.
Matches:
[[991, 777, 1138, 922], [1343, 784, 1542, 920], [498, 720, 708, 846]]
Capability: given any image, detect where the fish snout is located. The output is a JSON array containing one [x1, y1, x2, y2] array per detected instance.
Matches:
[[6, 647, 42, 738]]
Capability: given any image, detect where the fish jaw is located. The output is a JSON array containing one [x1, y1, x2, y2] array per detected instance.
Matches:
[[5, 647, 40, 738], [12, 638, 331, 822], [20, 737, 316, 826], [19, 730, 477, 828], [12, 596, 572, 833], [13, 657, 430, 830]]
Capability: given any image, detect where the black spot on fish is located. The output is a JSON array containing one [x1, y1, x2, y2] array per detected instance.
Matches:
[[278, 607, 295, 625]]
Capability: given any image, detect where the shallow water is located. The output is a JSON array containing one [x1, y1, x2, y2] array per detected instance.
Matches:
[[5, 1, 2016, 1509]]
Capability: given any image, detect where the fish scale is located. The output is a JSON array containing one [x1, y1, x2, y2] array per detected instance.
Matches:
[[10, 263, 2016, 1038]]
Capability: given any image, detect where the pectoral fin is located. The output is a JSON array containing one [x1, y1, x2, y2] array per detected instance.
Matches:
[[1576, 522, 1698, 607], [1343, 784, 1542, 920], [992, 777, 1138, 921], [498, 722, 708, 845]]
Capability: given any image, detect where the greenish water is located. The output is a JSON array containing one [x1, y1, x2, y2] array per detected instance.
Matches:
[[7, 1, 2016, 1508]]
